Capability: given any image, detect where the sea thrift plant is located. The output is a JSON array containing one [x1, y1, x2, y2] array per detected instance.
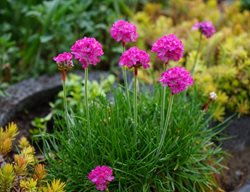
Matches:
[[119, 46, 150, 69], [53, 52, 73, 71], [159, 66, 194, 95], [151, 34, 184, 136], [53, 52, 73, 81], [88, 166, 114, 191], [119, 46, 150, 131], [191, 21, 216, 74], [70, 37, 104, 69], [192, 21, 216, 38], [53, 52, 73, 127], [71, 37, 103, 139], [151, 34, 184, 64], [110, 20, 138, 44], [110, 20, 138, 113], [45, 22, 225, 191], [157, 66, 193, 156]]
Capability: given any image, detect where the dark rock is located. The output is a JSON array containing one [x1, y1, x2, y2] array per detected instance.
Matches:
[[238, 181, 250, 192], [220, 115, 250, 192], [222, 115, 250, 151]]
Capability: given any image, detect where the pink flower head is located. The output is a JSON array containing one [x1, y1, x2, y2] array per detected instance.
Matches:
[[110, 20, 138, 44], [159, 66, 193, 95], [88, 165, 114, 191], [119, 46, 150, 69], [53, 52, 73, 71], [70, 37, 104, 69], [151, 34, 184, 63], [192, 21, 216, 38]]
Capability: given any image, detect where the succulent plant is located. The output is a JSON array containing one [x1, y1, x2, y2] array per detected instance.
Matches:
[[0, 122, 66, 192], [132, 0, 250, 120]]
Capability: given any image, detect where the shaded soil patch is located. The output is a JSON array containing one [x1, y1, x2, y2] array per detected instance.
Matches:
[[220, 147, 250, 192]]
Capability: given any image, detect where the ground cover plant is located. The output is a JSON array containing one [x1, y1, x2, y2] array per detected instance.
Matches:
[[40, 20, 227, 192], [0, 122, 66, 192]]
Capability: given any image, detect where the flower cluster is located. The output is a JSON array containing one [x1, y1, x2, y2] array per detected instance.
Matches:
[[71, 37, 104, 69], [88, 165, 114, 191], [119, 46, 150, 69], [159, 67, 194, 95], [151, 34, 184, 63], [192, 21, 216, 38], [53, 52, 73, 71], [110, 20, 138, 44]]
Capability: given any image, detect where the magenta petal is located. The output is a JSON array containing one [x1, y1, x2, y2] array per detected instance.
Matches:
[[110, 20, 138, 43], [119, 46, 150, 69], [151, 34, 184, 63], [159, 66, 193, 95]]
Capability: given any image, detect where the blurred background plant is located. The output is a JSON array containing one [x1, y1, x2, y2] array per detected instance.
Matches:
[[132, 0, 250, 120], [0, 0, 162, 86], [241, 0, 250, 10]]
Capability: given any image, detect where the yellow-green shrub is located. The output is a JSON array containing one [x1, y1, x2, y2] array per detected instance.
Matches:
[[0, 122, 65, 192], [132, 0, 250, 120]]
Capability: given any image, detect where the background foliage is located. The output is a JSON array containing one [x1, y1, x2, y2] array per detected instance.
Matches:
[[0, 0, 159, 84], [1, 0, 249, 119], [132, 0, 250, 120]]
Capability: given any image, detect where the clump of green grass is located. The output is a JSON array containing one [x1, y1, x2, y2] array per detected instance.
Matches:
[[42, 82, 225, 192]]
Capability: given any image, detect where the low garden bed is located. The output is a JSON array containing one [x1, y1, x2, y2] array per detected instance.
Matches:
[[1, 73, 250, 192]]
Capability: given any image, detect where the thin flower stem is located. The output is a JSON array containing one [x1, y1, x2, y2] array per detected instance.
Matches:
[[122, 68, 131, 109], [157, 94, 174, 156], [62, 71, 69, 128], [134, 67, 138, 130], [85, 68, 90, 133], [160, 63, 167, 134], [122, 44, 131, 113], [191, 32, 202, 74]]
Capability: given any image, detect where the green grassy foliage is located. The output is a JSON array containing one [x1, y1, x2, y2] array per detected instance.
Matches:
[[43, 83, 225, 191], [31, 73, 115, 136]]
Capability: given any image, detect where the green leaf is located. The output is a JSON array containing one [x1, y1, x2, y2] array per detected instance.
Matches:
[[40, 35, 54, 43]]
